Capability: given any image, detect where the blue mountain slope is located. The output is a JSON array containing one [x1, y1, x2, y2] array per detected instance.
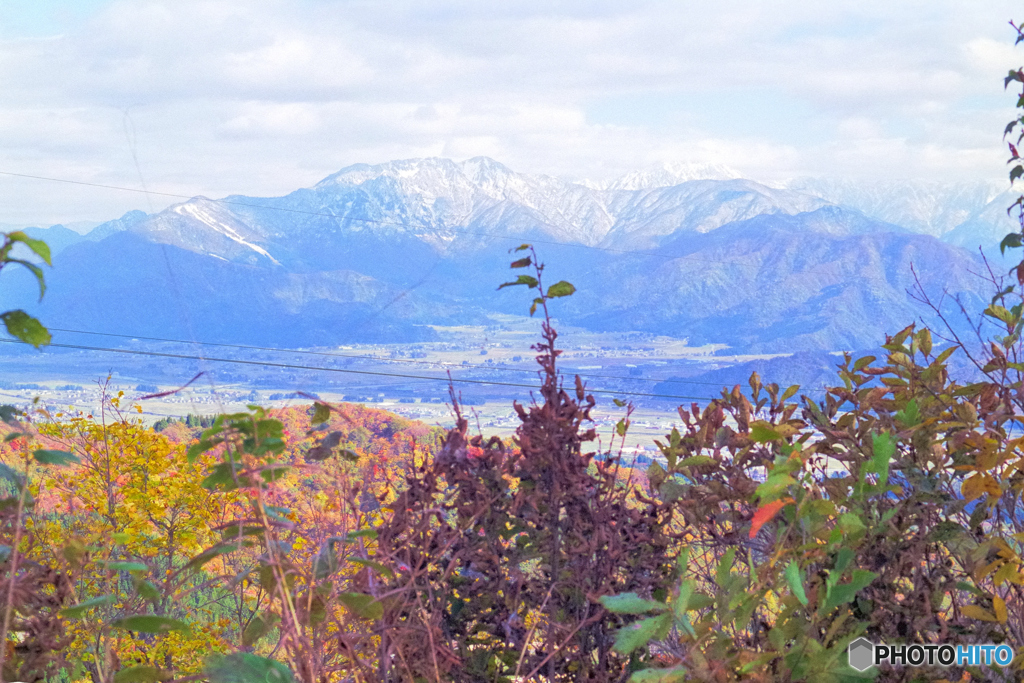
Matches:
[[0, 232, 449, 346], [562, 208, 987, 352], [0, 158, 1003, 353]]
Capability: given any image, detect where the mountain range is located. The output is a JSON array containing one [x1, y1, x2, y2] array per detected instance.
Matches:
[[0, 157, 1015, 353]]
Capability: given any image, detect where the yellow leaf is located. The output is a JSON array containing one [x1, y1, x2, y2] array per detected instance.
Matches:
[[961, 604, 999, 622], [977, 559, 1004, 582], [993, 561, 1019, 587], [975, 447, 1001, 471], [994, 595, 1008, 624], [961, 473, 1001, 502]]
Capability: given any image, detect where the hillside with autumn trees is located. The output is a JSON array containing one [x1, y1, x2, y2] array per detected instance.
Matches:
[[0, 396, 442, 680]]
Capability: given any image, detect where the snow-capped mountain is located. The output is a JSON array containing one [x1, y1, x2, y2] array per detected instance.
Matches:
[[105, 156, 830, 260], [785, 177, 1005, 239], [602, 161, 742, 191], [2, 156, 1007, 352]]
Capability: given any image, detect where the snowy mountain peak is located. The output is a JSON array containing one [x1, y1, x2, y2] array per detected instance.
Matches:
[[602, 162, 743, 191], [784, 177, 1005, 238]]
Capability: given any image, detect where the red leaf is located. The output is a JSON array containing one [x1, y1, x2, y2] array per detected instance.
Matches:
[[749, 498, 792, 539]]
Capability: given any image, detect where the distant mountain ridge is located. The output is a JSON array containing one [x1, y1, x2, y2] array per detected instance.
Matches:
[[1, 156, 1009, 353]]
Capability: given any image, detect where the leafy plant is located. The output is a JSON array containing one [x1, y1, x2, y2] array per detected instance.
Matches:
[[0, 230, 51, 348]]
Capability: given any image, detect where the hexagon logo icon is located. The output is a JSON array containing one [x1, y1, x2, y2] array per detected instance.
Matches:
[[848, 637, 875, 672]]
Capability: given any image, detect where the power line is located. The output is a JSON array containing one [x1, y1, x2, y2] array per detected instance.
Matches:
[[1, 339, 720, 402], [48, 327, 742, 389], [0, 169, 765, 268]]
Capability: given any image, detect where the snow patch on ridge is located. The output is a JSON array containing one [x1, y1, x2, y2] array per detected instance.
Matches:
[[173, 200, 281, 265]]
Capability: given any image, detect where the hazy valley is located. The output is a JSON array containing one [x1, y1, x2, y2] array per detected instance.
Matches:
[[0, 157, 1008, 447]]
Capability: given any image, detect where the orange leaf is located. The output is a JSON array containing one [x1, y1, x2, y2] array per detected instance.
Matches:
[[749, 498, 793, 539]]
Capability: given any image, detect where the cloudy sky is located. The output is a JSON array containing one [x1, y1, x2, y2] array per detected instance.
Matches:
[[0, 0, 1020, 225]]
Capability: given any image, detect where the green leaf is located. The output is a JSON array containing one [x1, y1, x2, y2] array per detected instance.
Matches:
[[646, 461, 666, 488], [716, 548, 736, 587], [314, 537, 343, 581], [510, 257, 531, 268], [337, 592, 383, 620], [102, 561, 149, 573], [61, 594, 117, 618], [673, 579, 694, 617], [2, 310, 50, 348], [822, 569, 877, 613], [749, 422, 783, 442], [546, 280, 576, 298], [785, 561, 808, 606], [599, 592, 669, 615], [1002, 232, 1023, 254], [346, 528, 377, 541], [687, 593, 715, 610], [629, 667, 687, 682], [868, 432, 895, 489], [219, 524, 264, 541], [0, 464, 24, 490], [895, 400, 920, 428], [349, 557, 395, 579], [182, 539, 251, 573], [678, 456, 715, 468], [834, 548, 855, 575], [114, 666, 164, 683], [204, 653, 293, 683], [6, 232, 51, 266], [928, 521, 964, 543], [310, 402, 331, 426], [134, 579, 161, 603], [755, 472, 796, 502], [916, 329, 932, 356], [110, 615, 189, 634], [33, 449, 79, 466], [837, 512, 866, 539], [306, 431, 344, 460], [201, 461, 247, 491], [186, 436, 221, 463], [513, 243, 531, 252], [6, 258, 46, 299], [779, 384, 800, 403], [497, 275, 538, 290], [1012, 165, 1024, 183], [260, 465, 290, 483], [242, 612, 280, 647], [0, 405, 22, 426], [612, 612, 672, 655], [852, 356, 876, 372], [658, 479, 685, 503]]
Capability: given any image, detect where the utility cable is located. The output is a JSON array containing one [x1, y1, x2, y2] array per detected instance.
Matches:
[[47, 326, 752, 389], [0, 339, 722, 402]]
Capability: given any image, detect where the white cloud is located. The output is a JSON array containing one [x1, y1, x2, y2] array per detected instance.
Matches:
[[0, 0, 1020, 224]]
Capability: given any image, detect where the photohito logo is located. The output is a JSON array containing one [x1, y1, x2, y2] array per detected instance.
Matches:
[[848, 638, 1014, 671]]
